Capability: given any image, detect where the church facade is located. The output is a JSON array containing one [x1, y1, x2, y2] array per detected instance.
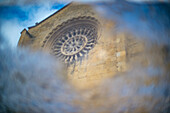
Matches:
[[18, 3, 145, 89]]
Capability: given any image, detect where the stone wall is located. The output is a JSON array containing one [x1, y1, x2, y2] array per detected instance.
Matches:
[[18, 3, 146, 89]]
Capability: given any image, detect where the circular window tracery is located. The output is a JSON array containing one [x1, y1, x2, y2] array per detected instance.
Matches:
[[61, 35, 87, 56], [42, 16, 100, 64]]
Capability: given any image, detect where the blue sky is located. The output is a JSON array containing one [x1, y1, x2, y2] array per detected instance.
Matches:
[[0, 2, 66, 47], [0, 0, 169, 47], [0, 3, 65, 21]]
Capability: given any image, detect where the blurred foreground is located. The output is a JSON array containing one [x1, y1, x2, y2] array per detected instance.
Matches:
[[0, 1, 170, 113]]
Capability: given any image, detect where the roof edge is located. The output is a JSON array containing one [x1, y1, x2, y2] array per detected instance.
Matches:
[[28, 2, 72, 29]]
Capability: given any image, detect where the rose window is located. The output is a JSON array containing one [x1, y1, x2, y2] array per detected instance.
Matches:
[[42, 16, 100, 64]]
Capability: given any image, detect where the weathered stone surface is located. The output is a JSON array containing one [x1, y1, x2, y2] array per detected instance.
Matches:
[[18, 3, 146, 89]]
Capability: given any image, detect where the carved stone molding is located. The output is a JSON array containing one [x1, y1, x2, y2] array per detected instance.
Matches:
[[42, 16, 101, 64]]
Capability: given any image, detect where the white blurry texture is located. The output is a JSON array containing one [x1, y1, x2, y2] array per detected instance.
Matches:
[[0, 1, 170, 113], [94, 0, 170, 45], [0, 45, 79, 113], [0, 4, 58, 47]]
